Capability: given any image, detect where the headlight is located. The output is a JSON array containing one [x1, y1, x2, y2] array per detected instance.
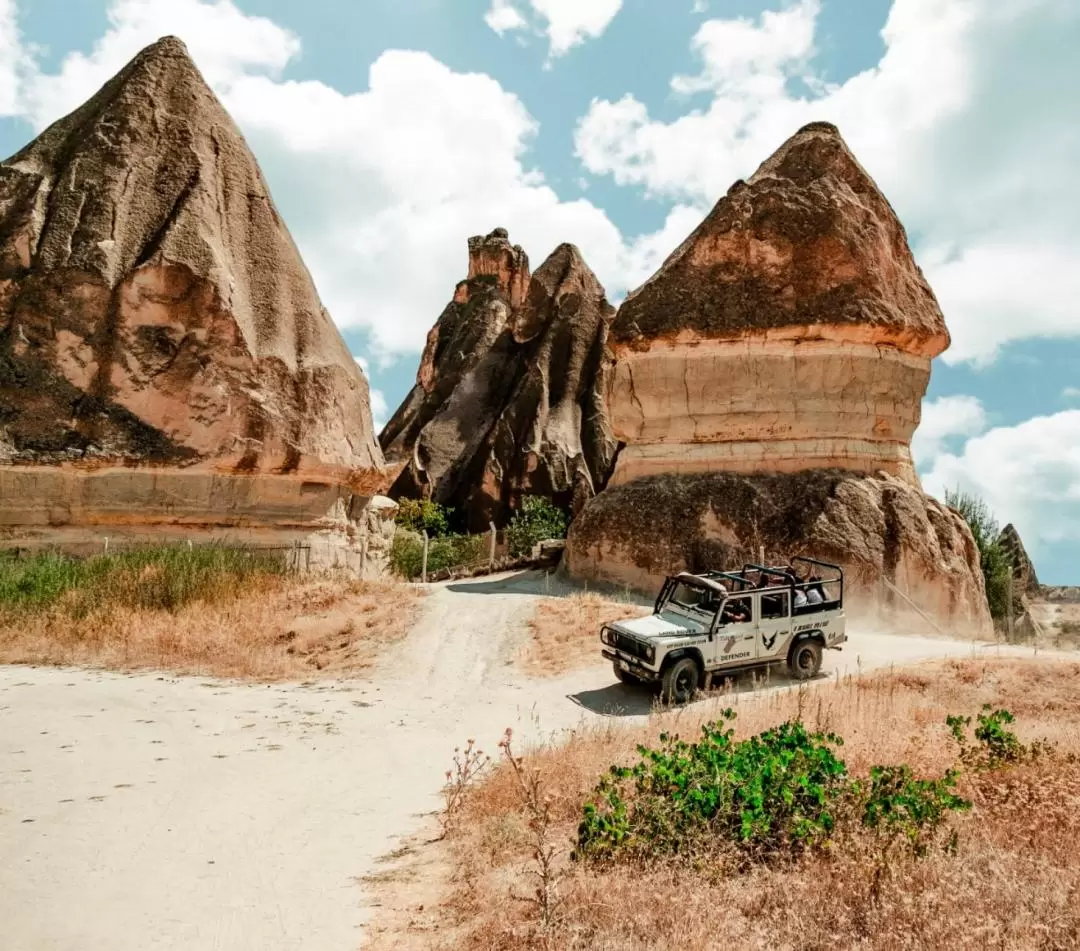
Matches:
[[600, 627, 611, 645], [646, 645, 655, 663]]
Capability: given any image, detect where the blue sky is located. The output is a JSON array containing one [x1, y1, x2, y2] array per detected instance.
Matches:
[[1, 0, 1077, 583]]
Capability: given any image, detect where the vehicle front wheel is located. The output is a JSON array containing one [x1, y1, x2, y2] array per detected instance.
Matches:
[[613, 662, 640, 686], [787, 639, 822, 680], [661, 656, 700, 705]]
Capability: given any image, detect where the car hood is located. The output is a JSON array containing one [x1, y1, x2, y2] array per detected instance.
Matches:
[[610, 612, 708, 639]]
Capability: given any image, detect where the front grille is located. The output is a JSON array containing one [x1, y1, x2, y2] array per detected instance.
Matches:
[[611, 629, 650, 661]]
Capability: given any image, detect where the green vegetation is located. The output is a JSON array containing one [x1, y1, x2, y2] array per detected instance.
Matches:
[[0, 546, 287, 617], [945, 488, 1012, 622], [574, 704, 1035, 866], [394, 498, 453, 538], [506, 496, 568, 558], [389, 530, 487, 580]]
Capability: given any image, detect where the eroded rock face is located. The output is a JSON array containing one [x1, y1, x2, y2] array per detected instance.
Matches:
[[567, 470, 990, 631], [380, 231, 616, 531], [0, 37, 388, 567], [0, 36, 382, 476], [567, 123, 988, 629], [998, 523, 1040, 597], [609, 122, 948, 486]]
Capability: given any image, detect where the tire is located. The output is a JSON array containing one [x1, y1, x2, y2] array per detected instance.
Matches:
[[787, 638, 822, 680], [613, 662, 640, 686], [661, 656, 700, 705]]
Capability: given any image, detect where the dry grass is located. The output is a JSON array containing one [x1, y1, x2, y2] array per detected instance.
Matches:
[[522, 592, 649, 676], [0, 576, 425, 681], [384, 657, 1080, 950]]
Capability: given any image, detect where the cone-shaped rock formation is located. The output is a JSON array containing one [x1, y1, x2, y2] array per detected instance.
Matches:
[[998, 523, 1040, 597], [380, 229, 616, 531], [567, 123, 989, 630], [0, 37, 390, 571]]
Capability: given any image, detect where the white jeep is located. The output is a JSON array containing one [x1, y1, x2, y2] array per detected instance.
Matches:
[[600, 557, 848, 704]]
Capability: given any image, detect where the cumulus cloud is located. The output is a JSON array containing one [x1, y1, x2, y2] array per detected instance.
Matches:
[[1065, 387, 1080, 401], [484, 0, 624, 57], [0, 0, 32, 115], [922, 410, 1080, 557], [2, 0, 665, 361], [911, 395, 988, 469], [574, 0, 1080, 365]]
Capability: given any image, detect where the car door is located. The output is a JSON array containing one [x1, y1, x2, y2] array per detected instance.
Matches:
[[711, 594, 757, 667], [757, 589, 792, 659]]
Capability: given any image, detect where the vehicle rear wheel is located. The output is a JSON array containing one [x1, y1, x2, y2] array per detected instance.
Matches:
[[661, 656, 700, 705], [613, 662, 640, 686], [787, 639, 822, 680]]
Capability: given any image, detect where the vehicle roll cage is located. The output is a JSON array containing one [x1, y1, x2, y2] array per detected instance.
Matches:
[[656, 557, 844, 613]]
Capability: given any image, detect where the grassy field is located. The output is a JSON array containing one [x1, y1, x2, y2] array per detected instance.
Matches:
[[379, 656, 1080, 950], [0, 547, 424, 680], [522, 592, 649, 676]]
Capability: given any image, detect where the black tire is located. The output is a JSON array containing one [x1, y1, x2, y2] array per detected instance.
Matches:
[[787, 638, 822, 680], [661, 656, 700, 705], [613, 662, 640, 686]]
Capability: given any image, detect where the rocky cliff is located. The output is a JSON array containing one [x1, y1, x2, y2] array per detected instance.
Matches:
[[608, 121, 947, 486], [380, 229, 616, 531], [998, 523, 1040, 597], [567, 123, 989, 630], [0, 37, 389, 570]]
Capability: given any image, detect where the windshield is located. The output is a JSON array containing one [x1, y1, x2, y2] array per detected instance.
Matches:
[[665, 581, 721, 615]]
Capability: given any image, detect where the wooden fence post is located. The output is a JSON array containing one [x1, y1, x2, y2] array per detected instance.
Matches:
[[422, 531, 430, 584], [488, 521, 497, 571]]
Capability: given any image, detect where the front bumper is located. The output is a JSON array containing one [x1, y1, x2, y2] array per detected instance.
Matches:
[[603, 648, 661, 682]]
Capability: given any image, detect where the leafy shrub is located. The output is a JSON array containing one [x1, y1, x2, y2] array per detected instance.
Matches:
[[947, 704, 1036, 769], [0, 546, 286, 616], [577, 711, 851, 861], [394, 498, 453, 537], [945, 488, 1012, 621], [577, 708, 981, 867], [506, 496, 568, 558], [389, 529, 487, 580]]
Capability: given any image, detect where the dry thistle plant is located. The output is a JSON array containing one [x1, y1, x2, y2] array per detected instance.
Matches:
[[499, 728, 561, 930], [440, 738, 491, 839]]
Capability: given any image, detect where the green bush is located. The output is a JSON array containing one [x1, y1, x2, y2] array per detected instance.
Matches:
[[389, 529, 487, 580], [506, 496, 568, 558], [947, 704, 1035, 770], [576, 708, 979, 866], [945, 488, 1012, 621], [0, 546, 287, 616], [394, 498, 453, 537]]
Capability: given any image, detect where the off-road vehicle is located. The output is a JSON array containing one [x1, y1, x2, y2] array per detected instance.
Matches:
[[600, 557, 847, 704]]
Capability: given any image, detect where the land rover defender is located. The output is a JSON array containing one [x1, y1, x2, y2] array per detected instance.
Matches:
[[600, 557, 848, 704]]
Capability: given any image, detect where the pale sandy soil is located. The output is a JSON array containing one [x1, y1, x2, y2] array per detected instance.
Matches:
[[0, 570, 1067, 951]]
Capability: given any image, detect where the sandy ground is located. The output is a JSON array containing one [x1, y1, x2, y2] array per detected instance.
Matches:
[[0, 570, 1058, 951]]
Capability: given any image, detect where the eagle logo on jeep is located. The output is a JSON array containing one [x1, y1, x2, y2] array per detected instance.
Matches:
[[762, 632, 778, 650]]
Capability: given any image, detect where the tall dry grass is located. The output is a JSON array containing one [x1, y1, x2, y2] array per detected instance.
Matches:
[[523, 592, 649, 676], [400, 657, 1080, 950], [0, 548, 424, 680]]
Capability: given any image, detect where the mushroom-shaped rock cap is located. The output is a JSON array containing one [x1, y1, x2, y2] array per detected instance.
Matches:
[[612, 122, 950, 356]]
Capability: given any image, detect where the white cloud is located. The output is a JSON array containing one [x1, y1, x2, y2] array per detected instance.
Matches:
[[911, 395, 988, 468], [485, 0, 624, 57], [484, 0, 527, 35], [0, 0, 32, 115], [574, 0, 1080, 365], [3, 0, 667, 361], [1065, 387, 1080, 400], [923, 411, 1080, 558]]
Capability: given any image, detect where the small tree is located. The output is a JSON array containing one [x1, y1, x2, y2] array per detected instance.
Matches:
[[506, 496, 569, 558], [945, 488, 1012, 621], [394, 498, 452, 538]]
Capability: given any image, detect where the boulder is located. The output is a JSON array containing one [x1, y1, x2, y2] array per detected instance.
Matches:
[[567, 122, 989, 630], [381, 231, 616, 532], [0, 37, 388, 566]]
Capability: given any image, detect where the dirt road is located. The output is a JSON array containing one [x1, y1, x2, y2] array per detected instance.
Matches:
[[0, 571, 1042, 950]]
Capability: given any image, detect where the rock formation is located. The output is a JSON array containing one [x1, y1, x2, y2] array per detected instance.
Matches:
[[567, 122, 990, 630], [0, 37, 390, 572], [998, 523, 1040, 597], [380, 229, 616, 532]]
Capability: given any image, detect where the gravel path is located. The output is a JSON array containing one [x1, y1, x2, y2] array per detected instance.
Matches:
[[0, 571, 1047, 950]]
